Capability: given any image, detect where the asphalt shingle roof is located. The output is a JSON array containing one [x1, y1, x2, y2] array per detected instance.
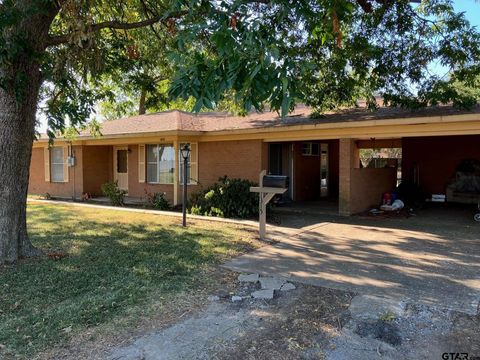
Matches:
[[74, 103, 480, 138]]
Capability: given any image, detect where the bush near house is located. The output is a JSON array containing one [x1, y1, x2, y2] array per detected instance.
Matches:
[[189, 176, 258, 219], [101, 181, 127, 206], [145, 191, 171, 210]]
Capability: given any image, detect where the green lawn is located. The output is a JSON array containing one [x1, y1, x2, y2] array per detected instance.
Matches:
[[0, 202, 258, 359]]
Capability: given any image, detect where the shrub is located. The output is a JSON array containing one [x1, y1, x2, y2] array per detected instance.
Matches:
[[189, 176, 258, 219], [146, 192, 171, 210], [101, 181, 127, 206]]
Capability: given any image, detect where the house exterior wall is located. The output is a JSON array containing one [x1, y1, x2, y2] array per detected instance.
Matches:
[[402, 135, 480, 195], [29, 145, 84, 198], [350, 168, 397, 214], [198, 139, 265, 186], [82, 145, 113, 196]]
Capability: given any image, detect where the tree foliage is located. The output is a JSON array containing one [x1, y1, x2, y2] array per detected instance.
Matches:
[[169, 0, 480, 116], [1, 0, 479, 133]]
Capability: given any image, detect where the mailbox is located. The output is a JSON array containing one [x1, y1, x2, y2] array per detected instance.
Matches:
[[262, 175, 289, 189]]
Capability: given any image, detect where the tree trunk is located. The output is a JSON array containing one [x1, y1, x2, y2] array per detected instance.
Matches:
[[139, 88, 147, 115], [0, 1, 58, 265], [0, 70, 43, 264]]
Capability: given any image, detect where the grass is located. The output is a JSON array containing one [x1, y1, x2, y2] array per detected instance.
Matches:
[[0, 202, 258, 359]]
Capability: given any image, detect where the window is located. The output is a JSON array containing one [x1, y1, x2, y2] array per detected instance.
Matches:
[[117, 149, 128, 173], [146, 144, 175, 184], [51, 147, 65, 182], [301, 142, 319, 156], [179, 143, 198, 184]]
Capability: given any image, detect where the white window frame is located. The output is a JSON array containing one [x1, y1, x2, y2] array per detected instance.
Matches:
[[301, 142, 320, 156], [50, 147, 65, 183], [146, 144, 175, 184], [179, 142, 198, 185]]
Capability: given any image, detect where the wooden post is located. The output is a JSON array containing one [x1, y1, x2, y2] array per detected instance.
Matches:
[[250, 170, 287, 241], [259, 170, 266, 239]]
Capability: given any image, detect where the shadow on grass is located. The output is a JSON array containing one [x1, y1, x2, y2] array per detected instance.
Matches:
[[0, 204, 253, 358]]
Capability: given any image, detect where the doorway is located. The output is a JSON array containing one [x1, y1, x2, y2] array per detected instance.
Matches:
[[113, 146, 129, 192]]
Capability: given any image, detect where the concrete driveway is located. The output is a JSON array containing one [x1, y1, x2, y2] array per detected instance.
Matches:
[[224, 205, 480, 314]]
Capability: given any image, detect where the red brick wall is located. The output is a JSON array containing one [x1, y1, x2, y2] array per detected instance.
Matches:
[[29, 139, 271, 205], [198, 139, 264, 186], [28, 145, 83, 198], [174, 139, 264, 204], [402, 135, 480, 194], [350, 168, 397, 213], [82, 145, 113, 196]]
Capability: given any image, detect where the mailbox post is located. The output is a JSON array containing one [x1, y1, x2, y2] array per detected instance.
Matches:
[[250, 170, 288, 240]]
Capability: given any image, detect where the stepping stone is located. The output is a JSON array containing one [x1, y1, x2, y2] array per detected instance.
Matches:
[[238, 273, 259, 283], [259, 277, 286, 290], [231, 295, 243, 302], [280, 282, 296, 291], [252, 289, 274, 300], [207, 295, 220, 301]]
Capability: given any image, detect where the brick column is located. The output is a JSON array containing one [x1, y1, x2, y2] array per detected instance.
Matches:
[[339, 138, 359, 216]]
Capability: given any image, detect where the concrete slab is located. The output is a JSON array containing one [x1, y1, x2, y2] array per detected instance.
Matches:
[[252, 289, 274, 299], [238, 273, 259, 283], [259, 277, 286, 290], [224, 213, 480, 314], [280, 282, 296, 291], [349, 295, 406, 320]]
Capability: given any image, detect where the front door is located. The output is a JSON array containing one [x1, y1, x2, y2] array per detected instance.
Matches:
[[113, 146, 129, 192]]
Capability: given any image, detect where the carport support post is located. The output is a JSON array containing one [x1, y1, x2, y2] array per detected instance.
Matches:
[[339, 138, 359, 216]]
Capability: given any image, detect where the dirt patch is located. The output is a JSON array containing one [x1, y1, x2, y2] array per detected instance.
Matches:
[[354, 320, 402, 346], [105, 282, 353, 360], [328, 301, 480, 360], [209, 285, 353, 360]]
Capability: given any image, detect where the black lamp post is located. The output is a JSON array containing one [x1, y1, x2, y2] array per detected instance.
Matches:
[[180, 143, 190, 227]]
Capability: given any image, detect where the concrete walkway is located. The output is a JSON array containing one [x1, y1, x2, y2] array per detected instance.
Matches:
[[225, 211, 480, 314]]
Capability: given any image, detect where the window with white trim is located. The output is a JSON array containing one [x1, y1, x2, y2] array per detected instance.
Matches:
[[179, 142, 198, 184], [146, 144, 175, 184], [301, 142, 319, 156], [51, 147, 65, 182]]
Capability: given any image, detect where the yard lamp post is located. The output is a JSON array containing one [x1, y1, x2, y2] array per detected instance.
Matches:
[[180, 144, 190, 227]]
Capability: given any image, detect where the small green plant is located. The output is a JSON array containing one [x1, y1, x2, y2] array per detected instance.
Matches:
[[101, 181, 127, 206], [43, 192, 52, 200], [146, 192, 171, 210], [379, 311, 396, 322], [189, 176, 258, 219]]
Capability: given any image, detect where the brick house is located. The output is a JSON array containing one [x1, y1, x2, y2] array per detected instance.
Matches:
[[29, 104, 480, 215]]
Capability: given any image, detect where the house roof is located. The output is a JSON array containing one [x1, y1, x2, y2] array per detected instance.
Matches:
[[85, 103, 480, 136], [36, 102, 480, 141]]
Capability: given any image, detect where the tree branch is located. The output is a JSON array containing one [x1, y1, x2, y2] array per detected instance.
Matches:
[[46, 10, 188, 47]]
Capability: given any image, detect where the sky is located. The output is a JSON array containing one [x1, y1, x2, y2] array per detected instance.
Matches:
[[36, 1, 480, 133]]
